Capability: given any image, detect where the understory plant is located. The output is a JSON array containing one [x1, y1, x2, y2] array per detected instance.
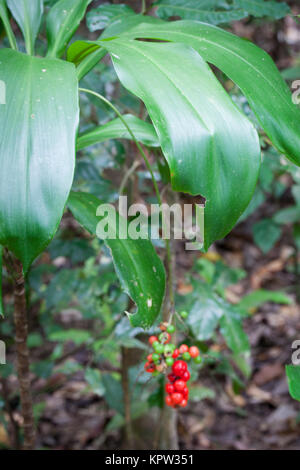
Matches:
[[0, 0, 299, 449]]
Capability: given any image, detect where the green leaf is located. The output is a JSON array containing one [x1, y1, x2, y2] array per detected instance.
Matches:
[[154, 0, 248, 24], [273, 206, 300, 224], [77, 114, 159, 150], [67, 191, 166, 328], [233, 0, 290, 19], [238, 289, 292, 312], [286, 365, 300, 401], [46, 0, 92, 58], [220, 312, 250, 354], [186, 284, 224, 340], [117, 20, 300, 167], [252, 219, 281, 253], [0, 49, 79, 272], [86, 3, 135, 32], [6, 0, 43, 54], [100, 38, 260, 250]]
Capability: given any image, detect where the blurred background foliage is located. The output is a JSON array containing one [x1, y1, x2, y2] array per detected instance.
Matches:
[[0, 0, 300, 450]]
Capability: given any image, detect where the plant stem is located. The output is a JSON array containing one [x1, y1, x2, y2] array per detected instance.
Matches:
[[3, 251, 35, 450]]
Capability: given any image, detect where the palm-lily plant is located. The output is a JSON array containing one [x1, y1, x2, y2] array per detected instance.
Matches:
[[0, 0, 299, 449]]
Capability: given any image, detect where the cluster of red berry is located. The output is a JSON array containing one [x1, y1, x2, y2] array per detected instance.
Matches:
[[166, 360, 190, 408], [144, 317, 202, 408]]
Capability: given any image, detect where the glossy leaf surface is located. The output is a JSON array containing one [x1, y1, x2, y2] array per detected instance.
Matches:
[[233, 0, 290, 19], [77, 114, 159, 150], [0, 49, 79, 272], [46, 0, 91, 58], [68, 191, 166, 328], [118, 20, 300, 166], [101, 39, 260, 249]]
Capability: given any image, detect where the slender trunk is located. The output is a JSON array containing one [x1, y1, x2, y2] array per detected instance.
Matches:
[[4, 252, 36, 450]]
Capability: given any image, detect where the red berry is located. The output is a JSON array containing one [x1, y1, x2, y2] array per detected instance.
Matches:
[[164, 332, 171, 344], [149, 336, 158, 345], [171, 392, 183, 405], [167, 373, 177, 383], [179, 398, 188, 407], [165, 383, 174, 394], [172, 349, 179, 359], [147, 354, 153, 362], [172, 360, 187, 377], [189, 346, 199, 358], [179, 344, 189, 354], [165, 395, 173, 406], [181, 370, 190, 382], [174, 380, 186, 392], [182, 386, 189, 397]]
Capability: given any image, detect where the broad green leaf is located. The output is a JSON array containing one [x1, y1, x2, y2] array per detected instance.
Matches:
[[49, 329, 90, 345], [77, 114, 159, 150], [101, 39, 260, 249], [252, 219, 281, 253], [86, 3, 135, 32], [281, 66, 300, 81], [0, 49, 79, 272], [117, 21, 300, 167], [286, 365, 300, 401], [46, 0, 92, 58], [154, 0, 248, 25], [6, 0, 43, 54], [100, 14, 164, 39], [219, 312, 250, 354], [0, 0, 18, 50], [67, 191, 166, 328], [238, 289, 292, 313], [234, 0, 290, 19]]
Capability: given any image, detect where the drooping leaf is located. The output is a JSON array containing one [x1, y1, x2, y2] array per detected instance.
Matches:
[[77, 114, 159, 150], [86, 3, 135, 32], [0, 49, 79, 272], [286, 365, 300, 401], [117, 20, 300, 167], [154, 0, 248, 25], [233, 0, 290, 19], [100, 38, 260, 249], [6, 0, 43, 54], [46, 0, 92, 58], [67, 191, 166, 328], [67, 41, 107, 81]]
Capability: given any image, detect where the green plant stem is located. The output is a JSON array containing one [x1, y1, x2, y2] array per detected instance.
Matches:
[[0, 1, 18, 50]]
